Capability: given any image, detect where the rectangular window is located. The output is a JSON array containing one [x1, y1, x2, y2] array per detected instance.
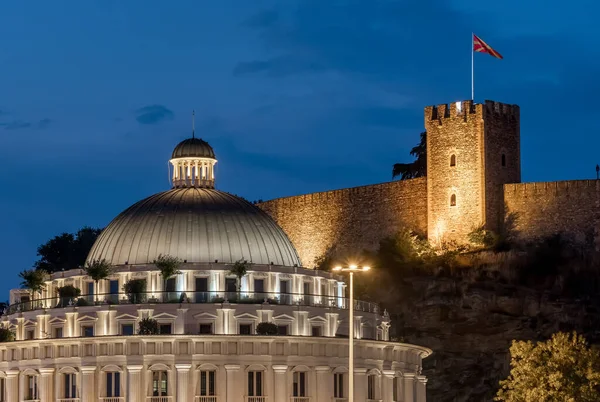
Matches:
[[393, 376, 399, 401], [239, 324, 252, 335], [280, 280, 290, 304], [159, 323, 172, 334], [199, 323, 213, 334], [87, 282, 94, 296], [311, 326, 322, 337], [82, 325, 94, 337], [195, 277, 208, 303], [64, 373, 77, 398], [277, 325, 288, 336], [368, 374, 376, 400], [254, 279, 264, 293], [54, 327, 63, 338], [199, 370, 216, 396], [106, 372, 121, 398], [247, 371, 263, 396], [109, 279, 119, 303], [152, 371, 168, 396], [121, 324, 134, 336], [334, 373, 344, 398], [0, 378, 5, 402], [26, 329, 34, 340], [26, 375, 38, 400], [293, 371, 307, 397]]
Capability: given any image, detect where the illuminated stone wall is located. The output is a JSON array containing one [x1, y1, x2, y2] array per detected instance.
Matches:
[[504, 180, 600, 244], [259, 178, 428, 267]]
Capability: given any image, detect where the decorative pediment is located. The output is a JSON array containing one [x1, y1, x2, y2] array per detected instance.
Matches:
[[308, 315, 328, 323], [76, 315, 97, 322], [48, 317, 66, 324], [273, 314, 295, 321], [152, 312, 178, 320], [192, 312, 217, 320], [115, 313, 138, 320], [23, 320, 37, 327], [234, 312, 258, 320]]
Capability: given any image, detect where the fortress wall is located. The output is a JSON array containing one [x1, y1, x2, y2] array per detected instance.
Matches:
[[259, 177, 428, 267], [504, 180, 600, 243]]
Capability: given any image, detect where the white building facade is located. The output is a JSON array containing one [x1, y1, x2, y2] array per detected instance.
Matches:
[[0, 137, 431, 402]]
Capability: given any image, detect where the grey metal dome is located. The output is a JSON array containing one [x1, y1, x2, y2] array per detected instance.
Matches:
[[172, 138, 215, 159], [86, 188, 301, 266]]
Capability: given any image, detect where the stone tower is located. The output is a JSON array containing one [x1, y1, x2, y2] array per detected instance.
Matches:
[[425, 100, 520, 244]]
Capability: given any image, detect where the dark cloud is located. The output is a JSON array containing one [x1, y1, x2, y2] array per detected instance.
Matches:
[[4, 121, 32, 130], [37, 118, 52, 129], [233, 55, 326, 76], [135, 105, 174, 125]]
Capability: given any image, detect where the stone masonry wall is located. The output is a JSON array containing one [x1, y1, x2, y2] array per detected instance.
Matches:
[[258, 178, 428, 267], [504, 180, 600, 244]]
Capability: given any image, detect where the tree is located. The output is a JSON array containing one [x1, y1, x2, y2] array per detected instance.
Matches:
[[256, 322, 278, 335], [34, 226, 103, 273], [496, 332, 600, 402], [137, 317, 159, 335], [19, 269, 48, 303], [0, 328, 15, 343], [85, 259, 113, 302], [229, 259, 249, 294], [155, 254, 182, 299], [392, 131, 426, 180]]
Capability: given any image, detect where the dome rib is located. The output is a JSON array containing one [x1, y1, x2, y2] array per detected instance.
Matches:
[[87, 188, 301, 267]]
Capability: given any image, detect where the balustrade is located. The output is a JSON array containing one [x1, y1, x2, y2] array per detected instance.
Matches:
[[195, 397, 218, 402]]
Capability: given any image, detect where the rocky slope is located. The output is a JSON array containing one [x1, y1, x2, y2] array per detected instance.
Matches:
[[386, 274, 600, 401]]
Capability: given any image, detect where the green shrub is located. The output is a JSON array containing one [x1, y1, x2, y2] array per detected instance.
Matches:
[[57, 285, 81, 298], [123, 279, 147, 304], [0, 328, 15, 342], [256, 322, 278, 335], [138, 317, 159, 335]]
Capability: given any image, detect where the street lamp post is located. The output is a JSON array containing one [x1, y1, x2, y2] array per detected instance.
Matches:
[[333, 265, 370, 402]]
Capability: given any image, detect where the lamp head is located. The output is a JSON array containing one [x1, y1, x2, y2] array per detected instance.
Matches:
[[333, 266, 342, 272]]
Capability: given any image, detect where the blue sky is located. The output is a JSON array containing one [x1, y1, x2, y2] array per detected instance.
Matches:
[[0, 0, 598, 295]]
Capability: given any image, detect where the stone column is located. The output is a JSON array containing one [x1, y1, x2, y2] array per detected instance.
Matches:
[[272, 365, 288, 402], [354, 368, 367, 402], [5, 370, 19, 402], [315, 366, 331, 402], [416, 375, 427, 402], [175, 364, 191, 402], [81, 366, 97, 402], [38, 368, 54, 402], [225, 364, 240, 402], [127, 365, 144, 402], [403, 373, 415, 402], [382, 370, 395, 402]]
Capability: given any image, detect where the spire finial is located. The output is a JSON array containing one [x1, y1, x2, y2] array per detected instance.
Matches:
[[192, 110, 195, 139]]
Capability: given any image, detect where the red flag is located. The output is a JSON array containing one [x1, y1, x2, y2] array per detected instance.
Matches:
[[473, 34, 503, 59]]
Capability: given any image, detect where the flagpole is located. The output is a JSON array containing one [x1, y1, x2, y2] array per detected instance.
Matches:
[[471, 32, 474, 101]]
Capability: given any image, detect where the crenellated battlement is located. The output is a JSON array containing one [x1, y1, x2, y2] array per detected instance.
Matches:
[[483, 100, 520, 119], [424, 100, 519, 125], [504, 180, 600, 197]]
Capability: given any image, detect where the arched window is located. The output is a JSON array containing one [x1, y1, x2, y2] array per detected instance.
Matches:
[[501, 154, 506, 167], [450, 154, 456, 167], [450, 194, 456, 207]]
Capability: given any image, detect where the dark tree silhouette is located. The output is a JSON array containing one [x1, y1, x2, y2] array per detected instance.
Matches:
[[392, 131, 427, 180], [34, 226, 103, 273]]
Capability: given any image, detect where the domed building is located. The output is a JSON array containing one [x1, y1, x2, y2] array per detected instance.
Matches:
[[0, 136, 431, 402]]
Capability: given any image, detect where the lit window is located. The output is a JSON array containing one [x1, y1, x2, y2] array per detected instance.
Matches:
[[450, 194, 457, 207], [334, 373, 344, 398], [247, 371, 264, 397], [64, 373, 77, 398], [106, 372, 121, 398], [152, 371, 168, 397], [368, 374, 377, 400], [82, 325, 94, 337], [121, 324, 134, 336], [199, 370, 216, 396], [450, 154, 456, 167], [502, 154, 506, 167], [293, 371, 308, 397], [26, 375, 38, 401]]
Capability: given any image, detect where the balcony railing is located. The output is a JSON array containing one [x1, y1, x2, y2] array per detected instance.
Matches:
[[291, 397, 311, 402], [57, 399, 80, 402], [195, 397, 218, 402], [245, 397, 267, 402], [100, 398, 125, 402], [333, 399, 348, 402], [146, 397, 172, 402], [6, 291, 378, 316]]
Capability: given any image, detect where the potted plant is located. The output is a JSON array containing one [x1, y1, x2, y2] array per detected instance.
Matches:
[[155, 254, 181, 302], [84, 259, 114, 303], [123, 279, 147, 304], [18, 269, 48, 310], [137, 317, 159, 335], [56, 285, 81, 307], [229, 259, 250, 302], [256, 322, 278, 335]]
